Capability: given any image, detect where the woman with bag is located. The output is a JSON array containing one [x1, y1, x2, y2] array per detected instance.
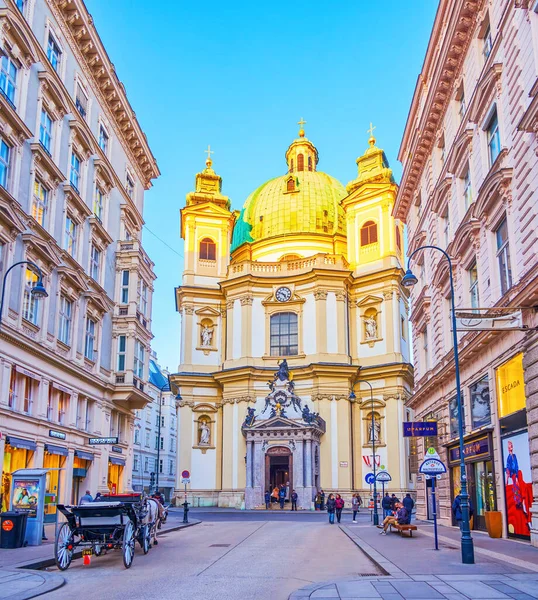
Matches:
[[335, 494, 345, 523], [351, 494, 360, 523]]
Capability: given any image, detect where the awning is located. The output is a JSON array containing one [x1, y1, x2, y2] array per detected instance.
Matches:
[[74, 450, 94, 462], [108, 457, 125, 466], [5, 436, 37, 451], [15, 365, 41, 381], [44, 444, 69, 457]]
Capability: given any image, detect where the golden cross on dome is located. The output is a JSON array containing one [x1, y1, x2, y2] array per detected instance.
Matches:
[[367, 122, 376, 137], [204, 145, 214, 160], [297, 117, 306, 137]]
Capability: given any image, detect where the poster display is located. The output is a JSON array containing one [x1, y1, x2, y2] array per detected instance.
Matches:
[[470, 376, 491, 429], [12, 479, 40, 518], [501, 431, 532, 539]]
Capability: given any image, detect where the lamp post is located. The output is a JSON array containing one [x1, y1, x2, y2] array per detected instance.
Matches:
[[168, 376, 188, 521], [0, 260, 48, 330], [402, 244, 474, 565], [349, 376, 379, 526], [154, 379, 171, 495]]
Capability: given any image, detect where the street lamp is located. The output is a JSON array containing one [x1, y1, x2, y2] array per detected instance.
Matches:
[[349, 376, 379, 526], [155, 379, 171, 494], [0, 261, 48, 331], [402, 244, 474, 565]]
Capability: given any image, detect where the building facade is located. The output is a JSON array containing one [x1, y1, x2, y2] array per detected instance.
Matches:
[[0, 0, 158, 518], [395, 0, 538, 544], [132, 356, 177, 501], [171, 125, 413, 509]]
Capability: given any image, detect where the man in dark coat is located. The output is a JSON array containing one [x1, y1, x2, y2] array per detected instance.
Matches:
[[291, 490, 298, 511], [402, 493, 414, 522]]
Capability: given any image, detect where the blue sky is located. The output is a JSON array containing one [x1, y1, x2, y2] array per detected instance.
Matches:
[[85, 0, 438, 372]]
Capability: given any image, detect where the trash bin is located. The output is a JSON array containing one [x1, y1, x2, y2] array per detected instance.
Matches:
[[0, 511, 28, 548]]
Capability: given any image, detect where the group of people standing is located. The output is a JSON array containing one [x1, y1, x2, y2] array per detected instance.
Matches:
[[381, 493, 415, 519], [265, 485, 298, 509]]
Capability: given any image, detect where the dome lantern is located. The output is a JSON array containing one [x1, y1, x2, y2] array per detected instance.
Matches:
[[285, 118, 319, 174]]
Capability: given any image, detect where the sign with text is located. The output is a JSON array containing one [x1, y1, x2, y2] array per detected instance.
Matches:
[[448, 435, 490, 464], [111, 446, 123, 454], [419, 458, 447, 475], [88, 437, 119, 445], [375, 471, 392, 482], [48, 430, 66, 440], [403, 422, 438, 437]]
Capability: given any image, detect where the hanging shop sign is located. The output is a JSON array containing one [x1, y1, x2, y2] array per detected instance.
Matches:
[[403, 422, 438, 437]]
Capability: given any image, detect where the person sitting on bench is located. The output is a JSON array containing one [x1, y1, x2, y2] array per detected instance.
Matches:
[[379, 502, 409, 535]]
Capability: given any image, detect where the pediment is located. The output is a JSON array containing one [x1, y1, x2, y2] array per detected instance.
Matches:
[[356, 295, 383, 307], [431, 176, 453, 214], [57, 264, 89, 294], [195, 306, 221, 317], [21, 232, 61, 268], [472, 160, 512, 220], [0, 190, 26, 236], [182, 201, 232, 218], [469, 63, 503, 124], [38, 71, 70, 120], [69, 119, 96, 159], [94, 158, 115, 192], [447, 129, 474, 175], [85, 290, 114, 315], [251, 416, 303, 430], [121, 200, 143, 231], [0, 8, 41, 68], [192, 403, 218, 413]]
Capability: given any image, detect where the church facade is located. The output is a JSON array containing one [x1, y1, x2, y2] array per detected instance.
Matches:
[[171, 125, 414, 508]]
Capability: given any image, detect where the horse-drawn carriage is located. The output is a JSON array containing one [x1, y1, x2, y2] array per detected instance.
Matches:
[[55, 493, 158, 570]]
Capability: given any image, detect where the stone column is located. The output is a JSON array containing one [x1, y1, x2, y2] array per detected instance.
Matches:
[[246, 440, 253, 488], [314, 290, 328, 354], [240, 296, 252, 358], [253, 441, 263, 507], [305, 439, 312, 487], [335, 292, 347, 355], [183, 306, 194, 364], [523, 330, 538, 547]]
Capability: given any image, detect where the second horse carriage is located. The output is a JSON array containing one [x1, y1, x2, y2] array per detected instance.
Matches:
[[55, 493, 158, 570]]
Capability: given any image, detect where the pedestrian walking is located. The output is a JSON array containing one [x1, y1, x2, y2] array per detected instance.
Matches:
[[79, 490, 93, 504], [351, 494, 360, 522], [335, 494, 344, 523], [452, 494, 474, 531], [320, 489, 326, 510], [381, 493, 391, 518], [264, 490, 271, 510], [326, 493, 336, 524], [403, 493, 414, 522], [278, 485, 286, 509], [314, 491, 322, 511], [291, 489, 298, 511]]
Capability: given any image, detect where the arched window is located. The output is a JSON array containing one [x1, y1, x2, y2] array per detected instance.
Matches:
[[286, 177, 295, 192], [360, 221, 378, 246], [199, 237, 216, 260], [297, 153, 304, 172], [270, 312, 298, 356], [290, 159, 294, 173], [396, 226, 401, 251], [308, 156, 313, 171]]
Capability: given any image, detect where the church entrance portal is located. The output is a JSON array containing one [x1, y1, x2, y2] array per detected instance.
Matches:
[[265, 447, 292, 497]]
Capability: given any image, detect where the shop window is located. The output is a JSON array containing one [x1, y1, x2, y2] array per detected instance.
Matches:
[[270, 312, 298, 356], [360, 221, 378, 246], [470, 376, 491, 429], [199, 238, 216, 261]]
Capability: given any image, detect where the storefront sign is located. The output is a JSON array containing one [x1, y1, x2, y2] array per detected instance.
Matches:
[[403, 422, 438, 437], [88, 437, 119, 445], [111, 446, 123, 454], [449, 436, 490, 464], [48, 430, 66, 440], [497, 354, 526, 418], [11, 479, 40, 518]]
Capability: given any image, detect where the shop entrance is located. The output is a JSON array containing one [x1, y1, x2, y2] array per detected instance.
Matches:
[[265, 447, 292, 500], [43, 449, 67, 523]]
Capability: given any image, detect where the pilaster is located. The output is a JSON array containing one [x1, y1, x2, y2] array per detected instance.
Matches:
[[314, 290, 327, 354]]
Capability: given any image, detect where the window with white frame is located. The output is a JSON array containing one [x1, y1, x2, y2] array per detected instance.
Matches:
[[126, 173, 135, 199], [496, 218, 512, 295], [75, 81, 88, 120], [84, 400, 91, 431], [121, 270, 129, 303], [39, 109, 53, 153], [117, 335, 126, 371], [486, 109, 501, 166], [134, 428, 140, 445], [93, 186, 104, 221], [0, 53, 18, 105], [64, 215, 77, 257], [457, 83, 466, 121], [144, 456, 149, 471], [159, 459, 163, 474], [22, 268, 40, 325], [137, 279, 148, 316], [422, 327, 429, 372], [169, 460, 174, 475], [70, 152, 81, 191], [463, 167, 472, 210], [154, 434, 158, 450], [84, 317, 96, 360], [469, 262, 480, 309], [90, 244, 100, 281], [98, 125, 109, 153], [145, 431, 150, 447], [32, 180, 48, 227], [47, 34, 61, 72], [160, 437, 164, 450], [441, 206, 450, 248], [483, 24, 493, 60], [58, 390, 68, 424], [22, 375, 33, 414], [134, 340, 144, 378], [133, 455, 139, 471], [0, 138, 11, 189], [58, 295, 73, 345]]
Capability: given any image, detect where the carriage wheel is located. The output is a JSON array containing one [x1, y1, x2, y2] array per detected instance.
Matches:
[[142, 525, 150, 554], [122, 521, 135, 568], [55, 523, 74, 571]]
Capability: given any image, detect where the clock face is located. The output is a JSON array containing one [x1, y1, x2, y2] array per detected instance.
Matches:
[[275, 287, 292, 302]]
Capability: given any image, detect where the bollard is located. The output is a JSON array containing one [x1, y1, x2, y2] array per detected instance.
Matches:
[[182, 501, 189, 524]]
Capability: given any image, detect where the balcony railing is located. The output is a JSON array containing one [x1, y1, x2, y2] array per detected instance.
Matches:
[[228, 253, 350, 280]]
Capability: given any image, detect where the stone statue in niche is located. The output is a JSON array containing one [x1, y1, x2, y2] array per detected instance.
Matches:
[[368, 419, 381, 443], [201, 325, 213, 347], [364, 315, 378, 340], [199, 419, 210, 445]]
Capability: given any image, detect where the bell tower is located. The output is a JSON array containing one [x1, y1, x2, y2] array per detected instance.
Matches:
[[180, 147, 236, 285]]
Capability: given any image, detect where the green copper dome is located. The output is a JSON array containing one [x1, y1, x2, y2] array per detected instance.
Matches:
[[231, 171, 346, 253]]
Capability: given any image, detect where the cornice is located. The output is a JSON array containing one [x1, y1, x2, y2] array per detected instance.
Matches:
[[395, 0, 484, 220], [47, 0, 159, 187]]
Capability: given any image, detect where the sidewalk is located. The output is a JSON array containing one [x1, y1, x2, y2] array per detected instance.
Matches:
[[290, 517, 538, 599], [0, 513, 200, 598]]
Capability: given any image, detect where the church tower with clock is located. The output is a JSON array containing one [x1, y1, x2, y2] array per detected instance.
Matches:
[[171, 124, 413, 508]]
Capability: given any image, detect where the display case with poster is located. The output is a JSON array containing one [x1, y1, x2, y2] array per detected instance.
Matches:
[[501, 431, 533, 539], [11, 479, 40, 517]]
